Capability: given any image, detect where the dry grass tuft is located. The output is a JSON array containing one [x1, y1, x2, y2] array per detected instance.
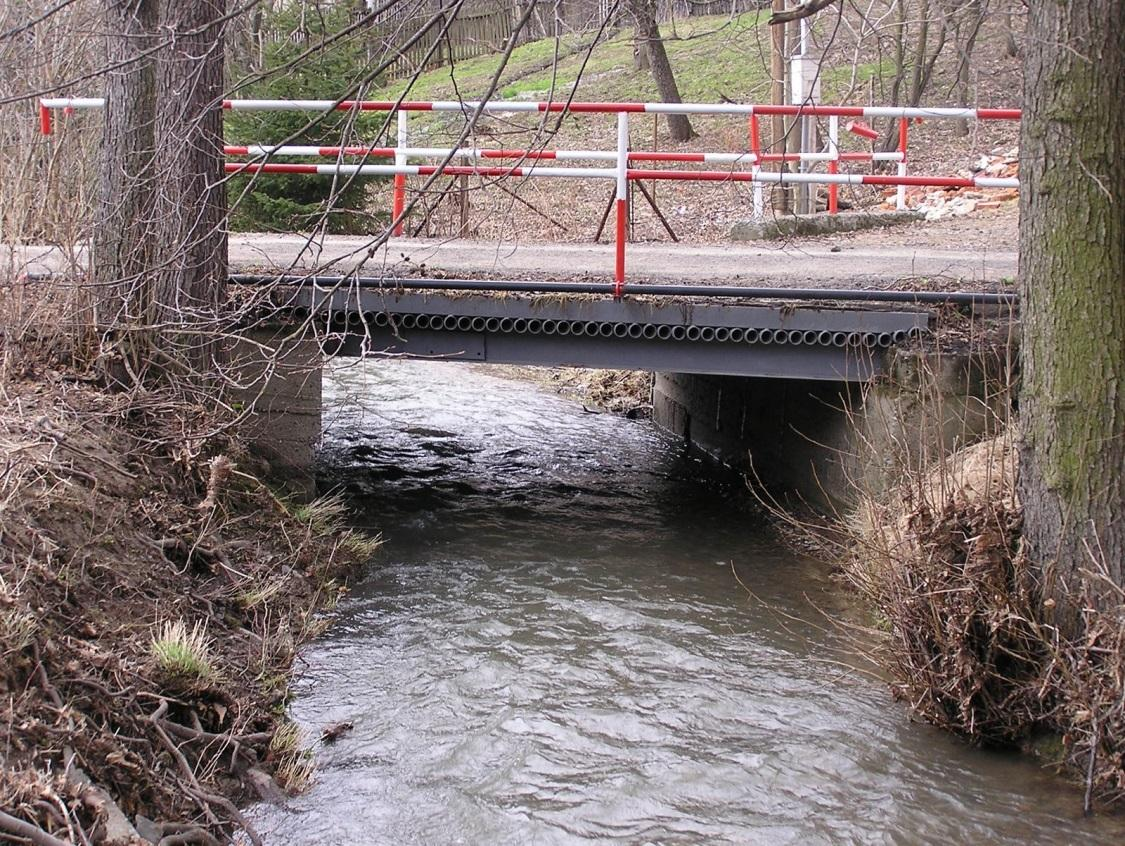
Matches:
[[269, 722, 316, 793], [151, 619, 215, 682]]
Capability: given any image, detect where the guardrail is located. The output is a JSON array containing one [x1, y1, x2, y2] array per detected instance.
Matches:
[[38, 97, 1021, 297]]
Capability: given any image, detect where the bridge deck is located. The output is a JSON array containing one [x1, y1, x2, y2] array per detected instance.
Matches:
[[305, 288, 927, 381], [229, 234, 1017, 290], [16, 233, 1017, 291]]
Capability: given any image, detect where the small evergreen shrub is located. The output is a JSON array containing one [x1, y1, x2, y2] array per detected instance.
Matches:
[[226, 4, 388, 234]]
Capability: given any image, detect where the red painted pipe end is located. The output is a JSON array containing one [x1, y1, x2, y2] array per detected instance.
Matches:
[[39, 103, 52, 135], [845, 120, 879, 141]]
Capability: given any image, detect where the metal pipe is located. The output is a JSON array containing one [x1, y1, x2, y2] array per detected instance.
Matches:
[[671, 326, 687, 341], [229, 274, 1016, 307], [582, 321, 600, 336], [512, 318, 529, 333], [714, 327, 731, 342], [744, 328, 760, 344], [484, 317, 501, 332], [655, 325, 672, 340], [612, 323, 630, 338], [457, 315, 475, 331], [597, 323, 615, 337], [816, 330, 833, 345], [526, 318, 543, 334], [685, 326, 702, 341], [801, 330, 820, 345], [876, 332, 893, 347], [400, 313, 418, 329], [442, 314, 459, 330], [555, 321, 572, 336], [626, 323, 644, 339], [832, 331, 848, 347], [499, 318, 515, 332], [892, 329, 908, 343], [470, 316, 487, 331], [788, 330, 806, 345], [372, 311, 390, 327], [541, 319, 559, 335], [699, 327, 716, 342], [641, 324, 658, 339], [758, 329, 775, 344]]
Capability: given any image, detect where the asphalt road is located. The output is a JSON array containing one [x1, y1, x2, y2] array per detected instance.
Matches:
[[13, 233, 1018, 290]]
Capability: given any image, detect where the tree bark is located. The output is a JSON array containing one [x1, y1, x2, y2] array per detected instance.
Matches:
[[151, 0, 229, 374], [92, 0, 158, 337], [627, 1, 694, 142], [1018, 0, 1125, 615]]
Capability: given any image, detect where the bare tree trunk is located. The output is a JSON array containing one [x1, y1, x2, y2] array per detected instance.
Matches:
[[1002, 7, 1019, 57], [628, 0, 694, 141], [92, 0, 158, 342], [770, 0, 788, 213], [948, 0, 985, 137], [151, 0, 229, 374], [1019, 0, 1125, 617]]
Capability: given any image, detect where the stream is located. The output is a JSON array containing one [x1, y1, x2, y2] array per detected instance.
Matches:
[[253, 359, 1121, 845]]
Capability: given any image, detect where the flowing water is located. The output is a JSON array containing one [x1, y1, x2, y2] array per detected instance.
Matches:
[[255, 360, 1122, 845]]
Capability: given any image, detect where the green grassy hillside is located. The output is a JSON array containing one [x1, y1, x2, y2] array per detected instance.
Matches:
[[374, 13, 882, 107]]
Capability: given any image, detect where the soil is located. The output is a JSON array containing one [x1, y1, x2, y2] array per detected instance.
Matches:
[[0, 370, 371, 845]]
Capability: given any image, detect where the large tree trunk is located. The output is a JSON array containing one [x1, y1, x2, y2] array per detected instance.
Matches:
[[1018, 0, 1125, 615], [151, 0, 228, 375], [628, 1, 694, 142], [92, 0, 158, 339], [93, 0, 228, 382]]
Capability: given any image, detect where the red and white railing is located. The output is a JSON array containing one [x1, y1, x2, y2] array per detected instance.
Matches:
[[38, 97, 1021, 296]]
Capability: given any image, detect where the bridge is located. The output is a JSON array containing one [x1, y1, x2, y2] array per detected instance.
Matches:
[[27, 96, 1021, 503]]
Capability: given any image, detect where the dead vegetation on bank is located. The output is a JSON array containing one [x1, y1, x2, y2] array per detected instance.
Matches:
[[842, 429, 1125, 810], [0, 367, 375, 844]]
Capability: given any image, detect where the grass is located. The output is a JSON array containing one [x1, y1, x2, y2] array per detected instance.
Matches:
[[372, 13, 772, 111], [270, 721, 316, 793], [290, 492, 383, 561], [150, 619, 215, 681]]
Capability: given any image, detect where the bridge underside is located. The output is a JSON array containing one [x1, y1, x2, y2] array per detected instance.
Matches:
[[298, 289, 929, 381]]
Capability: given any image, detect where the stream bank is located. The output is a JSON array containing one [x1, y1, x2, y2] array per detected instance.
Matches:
[[0, 373, 373, 844]]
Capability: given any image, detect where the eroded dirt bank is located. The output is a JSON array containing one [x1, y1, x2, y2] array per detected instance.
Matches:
[[0, 372, 375, 845]]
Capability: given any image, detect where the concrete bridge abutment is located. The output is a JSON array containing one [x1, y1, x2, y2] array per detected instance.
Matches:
[[229, 330, 323, 498], [653, 347, 1011, 510]]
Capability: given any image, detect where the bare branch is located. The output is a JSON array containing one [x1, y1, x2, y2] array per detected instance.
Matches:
[[769, 0, 840, 26]]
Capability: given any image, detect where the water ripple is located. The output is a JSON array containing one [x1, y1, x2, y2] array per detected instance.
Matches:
[[255, 361, 1122, 845]]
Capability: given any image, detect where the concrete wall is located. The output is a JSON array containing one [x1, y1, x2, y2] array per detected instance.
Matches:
[[230, 330, 323, 497], [653, 347, 1011, 510]]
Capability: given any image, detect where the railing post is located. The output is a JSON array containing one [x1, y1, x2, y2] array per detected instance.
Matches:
[[39, 102, 52, 135], [750, 113, 763, 220], [393, 109, 408, 236], [896, 116, 909, 211], [614, 111, 628, 298], [827, 115, 839, 215]]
